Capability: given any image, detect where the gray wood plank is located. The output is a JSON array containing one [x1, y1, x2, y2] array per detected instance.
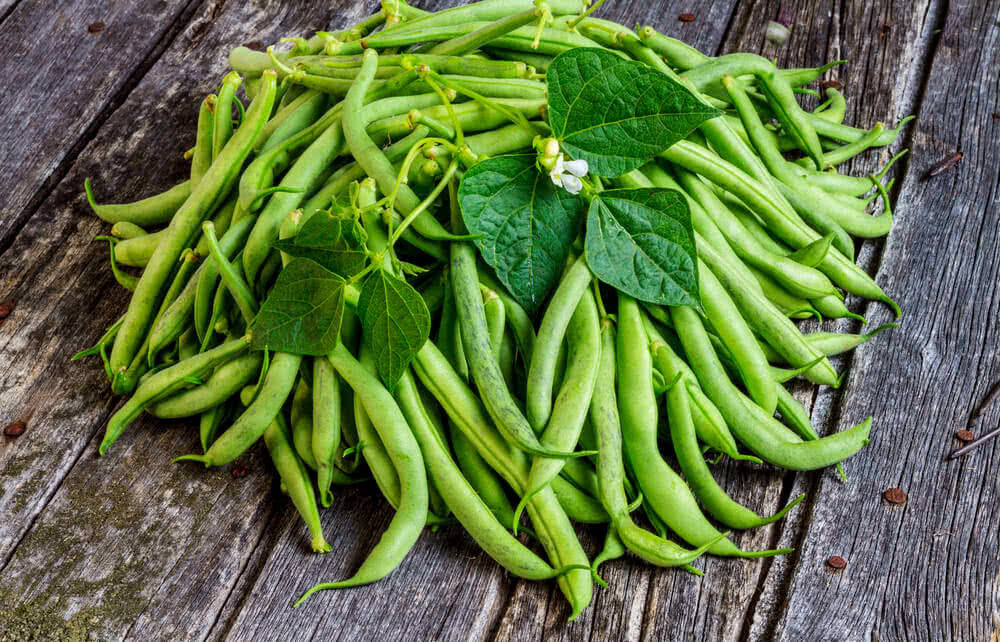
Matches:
[[0, 0, 967, 640], [721, 1, 945, 638], [764, 0, 1000, 640], [0, 0, 393, 640], [0, 0, 201, 250]]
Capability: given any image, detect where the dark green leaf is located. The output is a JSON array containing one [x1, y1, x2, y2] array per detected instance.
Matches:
[[547, 48, 721, 177], [356, 268, 431, 390], [272, 209, 368, 277], [585, 188, 700, 307], [458, 154, 585, 314], [250, 258, 345, 355]]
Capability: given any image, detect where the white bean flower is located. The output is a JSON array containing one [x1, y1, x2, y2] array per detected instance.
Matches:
[[549, 154, 589, 195]]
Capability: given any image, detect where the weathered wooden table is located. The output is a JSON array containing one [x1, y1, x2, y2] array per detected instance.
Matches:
[[0, 0, 996, 639]]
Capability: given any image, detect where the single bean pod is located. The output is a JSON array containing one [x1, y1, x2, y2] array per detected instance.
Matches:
[[84, 179, 192, 226], [264, 415, 331, 553]]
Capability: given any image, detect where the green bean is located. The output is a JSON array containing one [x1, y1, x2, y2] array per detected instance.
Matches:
[[174, 350, 300, 467], [697, 258, 777, 413], [368, 98, 545, 149], [258, 90, 328, 153], [199, 402, 228, 453], [291, 376, 316, 469], [353, 347, 402, 507], [84, 179, 192, 227], [698, 240, 840, 387], [498, 330, 517, 394], [526, 256, 592, 431], [592, 317, 721, 566], [323, 53, 530, 79], [811, 324, 901, 357], [109, 71, 278, 382], [202, 221, 257, 324], [722, 75, 857, 255], [113, 228, 164, 268], [670, 304, 872, 469], [191, 95, 216, 187], [378, 0, 582, 37], [395, 369, 578, 580], [346, 23, 603, 58], [517, 290, 601, 525], [343, 51, 461, 242], [304, 342, 428, 590], [411, 342, 593, 618], [264, 415, 331, 553], [814, 87, 846, 123], [617, 295, 776, 557], [559, 457, 601, 499], [428, 7, 541, 56], [667, 376, 804, 529], [213, 72, 242, 161], [483, 287, 505, 362], [551, 476, 609, 523], [636, 25, 710, 70], [452, 236, 585, 459], [591, 527, 626, 582], [149, 216, 255, 357], [477, 268, 535, 365], [95, 236, 138, 291], [148, 351, 262, 418], [484, 47, 553, 71], [672, 165, 838, 300], [744, 264, 822, 320], [313, 355, 342, 508], [101, 335, 250, 454], [301, 125, 430, 220], [242, 119, 345, 283], [660, 140, 900, 315], [642, 316, 759, 463], [110, 221, 148, 240]]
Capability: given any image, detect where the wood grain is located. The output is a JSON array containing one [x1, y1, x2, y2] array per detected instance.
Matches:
[[0, 0, 993, 639], [0, 0, 201, 250], [768, 1, 1000, 640]]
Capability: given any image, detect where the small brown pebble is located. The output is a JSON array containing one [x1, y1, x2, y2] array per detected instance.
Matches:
[[955, 429, 975, 443], [232, 463, 250, 478], [879, 19, 893, 37], [0, 299, 14, 319], [245, 40, 265, 51], [678, 13, 696, 23], [992, 112, 1000, 119], [882, 487, 907, 505], [88, 21, 105, 34], [826, 555, 847, 570], [819, 80, 843, 92], [4, 420, 27, 438]]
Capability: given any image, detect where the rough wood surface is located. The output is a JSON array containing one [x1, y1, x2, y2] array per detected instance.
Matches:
[[0, 0, 202, 250], [0, 0, 995, 640]]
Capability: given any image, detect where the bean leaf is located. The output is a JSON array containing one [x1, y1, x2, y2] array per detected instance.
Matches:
[[272, 208, 367, 278], [458, 154, 585, 314], [250, 258, 345, 355], [357, 268, 431, 390], [585, 188, 700, 308], [547, 48, 720, 177]]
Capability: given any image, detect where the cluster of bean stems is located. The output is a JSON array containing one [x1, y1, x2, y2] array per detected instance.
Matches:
[[75, 0, 905, 618]]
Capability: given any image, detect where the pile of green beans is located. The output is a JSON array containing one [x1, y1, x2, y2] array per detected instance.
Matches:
[[74, 0, 905, 619]]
